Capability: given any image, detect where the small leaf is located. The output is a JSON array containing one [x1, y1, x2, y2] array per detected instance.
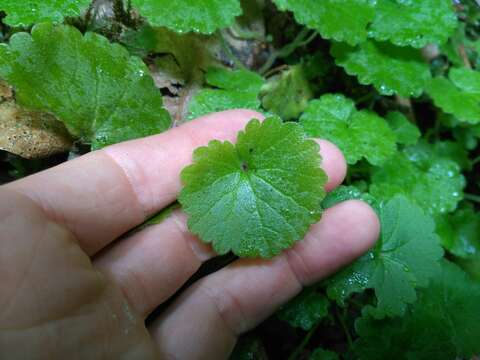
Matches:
[[322, 185, 380, 214], [355, 261, 480, 359], [0, 23, 171, 149], [309, 348, 339, 360], [0, 0, 90, 27], [435, 206, 480, 259], [179, 117, 327, 258], [260, 65, 314, 121], [385, 111, 420, 146], [331, 40, 431, 97], [277, 288, 329, 330], [272, 0, 376, 45], [426, 68, 480, 124], [327, 196, 443, 317], [230, 336, 268, 360], [370, 147, 465, 216], [369, 0, 457, 48], [428, 140, 472, 171], [187, 67, 264, 120], [300, 94, 397, 165], [130, 0, 242, 34]]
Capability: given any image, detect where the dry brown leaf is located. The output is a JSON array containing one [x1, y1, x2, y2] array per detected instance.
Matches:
[[0, 101, 73, 159], [0, 80, 13, 100]]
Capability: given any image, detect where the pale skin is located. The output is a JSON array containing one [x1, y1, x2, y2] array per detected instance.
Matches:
[[0, 110, 380, 360]]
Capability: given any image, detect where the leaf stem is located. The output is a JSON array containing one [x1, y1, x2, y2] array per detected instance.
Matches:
[[458, 44, 472, 69], [471, 155, 480, 166], [264, 64, 290, 78], [287, 323, 320, 360], [335, 306, 353, 350], [259, 28, 317, 74], [465, 193, 480, 203], [355, 92, 375, 105], [229, 24, 264, 41]]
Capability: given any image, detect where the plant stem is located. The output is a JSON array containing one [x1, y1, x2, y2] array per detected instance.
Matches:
[[264, 64, 290, 78], [259, 28, 317, 74], [355, 92, 375, 105], [229, 24, 264, 41], [465, 193, 480, 203], [458, 44, 472, 69], [336, 306, 353, 350], [287, 323, 320, 360], [471, 155, 480, 166]]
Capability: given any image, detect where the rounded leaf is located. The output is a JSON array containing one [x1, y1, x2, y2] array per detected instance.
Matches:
[[179, 117, 327, 258], [131, 0, 242, 34]]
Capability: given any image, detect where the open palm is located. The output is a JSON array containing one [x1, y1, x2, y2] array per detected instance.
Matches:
[[0, 110, 379, 359]]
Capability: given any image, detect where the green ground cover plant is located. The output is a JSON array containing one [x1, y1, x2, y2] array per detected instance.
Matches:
[[0, 0, 479, 358]]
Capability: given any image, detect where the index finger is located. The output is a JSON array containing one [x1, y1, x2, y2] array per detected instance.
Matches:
[[4, 110, 346, 255]]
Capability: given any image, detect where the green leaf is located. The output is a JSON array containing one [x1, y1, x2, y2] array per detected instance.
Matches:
[[322, 185, 380, 214], [355, 261, 480, 359], [370, 148, 465, 216], [260, 65, 314, 121], [440, 24, 467, 68], [327, 196, 443, 317], [230, 336, 268, 360], [331, 40, 431, 97], [0, 0, 90, 27], [309, 348, 339, 360], [179, 117, 327, 258], [187, 67, 264, 120], [426, 68, 480, 124], [385, 111, 420, 146], [272, 0, 375, 45], [402, 139, 471, 171], [0, 23, 171, 149], [300, 94, 397, 165], [369, 0, 457, 48], [452, 124, 480, 151], [130, 0, 242, 34], [277, 288, 329, 331], [435, 206, 480, 258]]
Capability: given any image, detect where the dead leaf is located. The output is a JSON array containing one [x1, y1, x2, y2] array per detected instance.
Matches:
[[0, 101, 73, 159], [0, 80, 13, 100], [149, 56, 185, 95]]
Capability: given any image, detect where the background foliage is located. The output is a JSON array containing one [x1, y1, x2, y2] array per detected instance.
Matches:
[[0, 0, 479, 359]]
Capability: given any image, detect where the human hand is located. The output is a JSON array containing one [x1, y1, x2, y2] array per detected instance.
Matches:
[[0, 110, 379, 360]]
